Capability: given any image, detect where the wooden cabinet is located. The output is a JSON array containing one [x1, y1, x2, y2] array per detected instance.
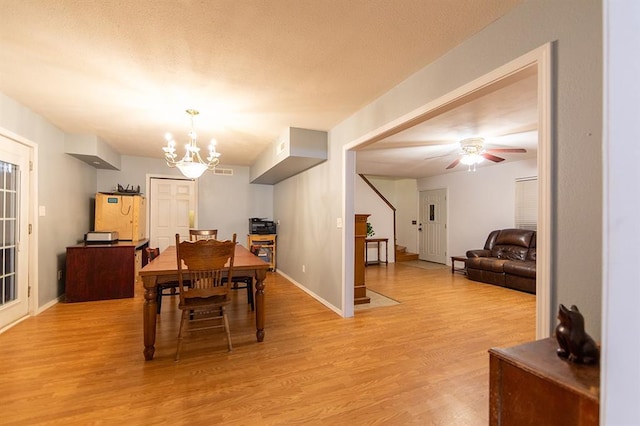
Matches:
[[65, 239, 149, 302], [95, 193, 146, 241], [354, 214, 370, 305], [247, 234, 276, 271], [489, 337, 599, 426]]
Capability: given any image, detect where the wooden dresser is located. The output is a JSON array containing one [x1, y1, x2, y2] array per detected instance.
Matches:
[[65, 239, 149, 302], [489, 337, 600, 426]]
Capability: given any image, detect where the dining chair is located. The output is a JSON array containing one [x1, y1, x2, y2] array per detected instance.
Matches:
[[188, 229, 218, 241], [240, 245, 261, 309], [174, 233, 236, 361], [146, 247, 182, 314], [223, 245, 261, 312]]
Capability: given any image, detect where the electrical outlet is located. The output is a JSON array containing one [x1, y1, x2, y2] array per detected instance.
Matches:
[[302, 265, 306, 273], [336, 218, 342, 228]]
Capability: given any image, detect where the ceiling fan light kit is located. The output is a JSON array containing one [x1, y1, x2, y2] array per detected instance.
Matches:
[[459, 138, 485, 171], [445, 137, 527, 172]]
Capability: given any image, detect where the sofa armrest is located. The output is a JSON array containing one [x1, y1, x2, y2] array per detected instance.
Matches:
[[466, 249, 491, 258]]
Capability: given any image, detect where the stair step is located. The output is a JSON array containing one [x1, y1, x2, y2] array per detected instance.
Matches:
[[396, 251, 419, 262]]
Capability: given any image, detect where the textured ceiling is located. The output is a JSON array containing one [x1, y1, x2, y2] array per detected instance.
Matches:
[[0, 0, 522, 171]]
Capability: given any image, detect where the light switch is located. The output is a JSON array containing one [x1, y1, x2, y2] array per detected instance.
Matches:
[[336, 218, 342, 228], [39, 206, 46, 217]]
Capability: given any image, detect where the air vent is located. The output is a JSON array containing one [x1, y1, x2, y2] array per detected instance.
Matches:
[[213, 168, 233, 176]]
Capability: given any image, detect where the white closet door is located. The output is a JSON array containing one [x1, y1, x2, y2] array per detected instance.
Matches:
[[149, 177, 196, 252]]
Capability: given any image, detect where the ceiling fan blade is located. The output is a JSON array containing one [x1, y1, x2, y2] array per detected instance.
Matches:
[[445, 158, 461, 169], [424, 152, 459, 161], [486, 148, 527, 153], [482, 153, 505, 163]]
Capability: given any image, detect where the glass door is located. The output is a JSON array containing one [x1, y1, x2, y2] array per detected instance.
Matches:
[[0, 134, 30, 330]]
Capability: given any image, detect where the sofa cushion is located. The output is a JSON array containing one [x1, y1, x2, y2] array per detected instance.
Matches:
[[494, 229, 534, 248], [491, 245, 529, 261], [503, 260, 536, 278], [466, 257, 509, 273], [526, 247, 537, 261]]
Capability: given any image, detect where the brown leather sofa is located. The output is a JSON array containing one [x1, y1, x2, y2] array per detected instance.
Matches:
[[465, 229, 536, 294]]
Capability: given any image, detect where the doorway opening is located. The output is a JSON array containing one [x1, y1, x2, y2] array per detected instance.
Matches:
[[344, 44, 552, 339]]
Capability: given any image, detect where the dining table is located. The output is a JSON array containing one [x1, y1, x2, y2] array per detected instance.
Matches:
[[138, 243, 270, 360]]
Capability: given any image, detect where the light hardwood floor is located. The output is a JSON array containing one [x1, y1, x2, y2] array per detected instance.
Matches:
[[0, 262, 535, 425]]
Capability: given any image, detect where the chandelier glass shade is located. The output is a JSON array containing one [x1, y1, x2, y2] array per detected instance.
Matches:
[[163, 109, 221, 179]]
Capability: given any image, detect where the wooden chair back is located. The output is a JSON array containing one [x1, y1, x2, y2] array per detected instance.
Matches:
[[188, 229, 218, 241], [146, 247, 160, 261], [175, 233, 236, 303]]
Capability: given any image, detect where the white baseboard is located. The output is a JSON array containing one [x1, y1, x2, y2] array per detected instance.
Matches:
[[275, 270, 344, 317], [35, 294, 64, 315]]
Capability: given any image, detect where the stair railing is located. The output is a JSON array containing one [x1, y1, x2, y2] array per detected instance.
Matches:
[[358, 174, 397, 256]]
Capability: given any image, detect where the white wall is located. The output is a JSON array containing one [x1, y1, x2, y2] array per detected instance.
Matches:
[[98, 156, 273, 246], [602, 1, 640, 423], [0, 92, 97, 307], [393, 179, 419, 254], [418, 159, 537, 262], [357, 176, 418, 255], [355, 176, 395, 263]]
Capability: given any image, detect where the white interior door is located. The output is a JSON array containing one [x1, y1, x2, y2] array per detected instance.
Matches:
[[0, 134, 31, 330], [149, 177, 196, 252], [419, 188, 447, 264]]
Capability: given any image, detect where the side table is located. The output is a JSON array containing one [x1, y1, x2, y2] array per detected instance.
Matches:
[[365, 238, 389, 266], [451, 255, 467, 274]]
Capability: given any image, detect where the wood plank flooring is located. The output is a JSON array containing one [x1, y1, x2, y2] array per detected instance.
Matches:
[[0, 262, 535, 425]]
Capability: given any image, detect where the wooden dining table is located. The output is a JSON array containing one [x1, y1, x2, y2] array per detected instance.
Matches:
[[138, 244, 270, 360]]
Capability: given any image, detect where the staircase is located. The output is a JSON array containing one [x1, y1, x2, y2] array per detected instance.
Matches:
[[395, 245, 419, 262]]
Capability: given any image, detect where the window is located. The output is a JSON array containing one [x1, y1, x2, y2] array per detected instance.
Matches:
[[515, 177, 538, 231]]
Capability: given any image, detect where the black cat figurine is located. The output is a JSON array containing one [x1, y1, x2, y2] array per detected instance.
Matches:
[[555, 304, 599, 364]]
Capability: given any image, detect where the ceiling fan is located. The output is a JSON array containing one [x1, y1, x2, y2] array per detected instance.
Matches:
[[445, 137, 527, 171]]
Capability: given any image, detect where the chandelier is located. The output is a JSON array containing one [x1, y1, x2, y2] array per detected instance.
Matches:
[[163, 109, 221, 179]]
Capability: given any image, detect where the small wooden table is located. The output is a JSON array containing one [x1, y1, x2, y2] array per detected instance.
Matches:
[[451, 255, 467, 274], [365, 238, 389, 266], [138, 244, 270, 360]]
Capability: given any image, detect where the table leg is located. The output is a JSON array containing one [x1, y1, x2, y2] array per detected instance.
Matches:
[[143, 276, 158, 360], [254, 268, 267, 342], [365, 242, 368, 266], [385, 240, 388, 265]]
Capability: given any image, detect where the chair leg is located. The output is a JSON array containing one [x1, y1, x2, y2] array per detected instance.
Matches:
[[247, 278, 254, 311], [175, 310, 188, 361], [156, 288, 163, 314], [222, 306, 232, 352]]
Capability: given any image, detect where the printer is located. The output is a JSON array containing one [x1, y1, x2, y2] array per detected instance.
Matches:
[[249, 218, 276, 235]]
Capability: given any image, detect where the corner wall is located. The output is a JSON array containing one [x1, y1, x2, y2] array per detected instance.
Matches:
[[0, 92, 97, 307]]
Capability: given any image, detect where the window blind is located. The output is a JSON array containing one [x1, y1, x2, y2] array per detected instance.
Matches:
[[515, 177, 538, 231]]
